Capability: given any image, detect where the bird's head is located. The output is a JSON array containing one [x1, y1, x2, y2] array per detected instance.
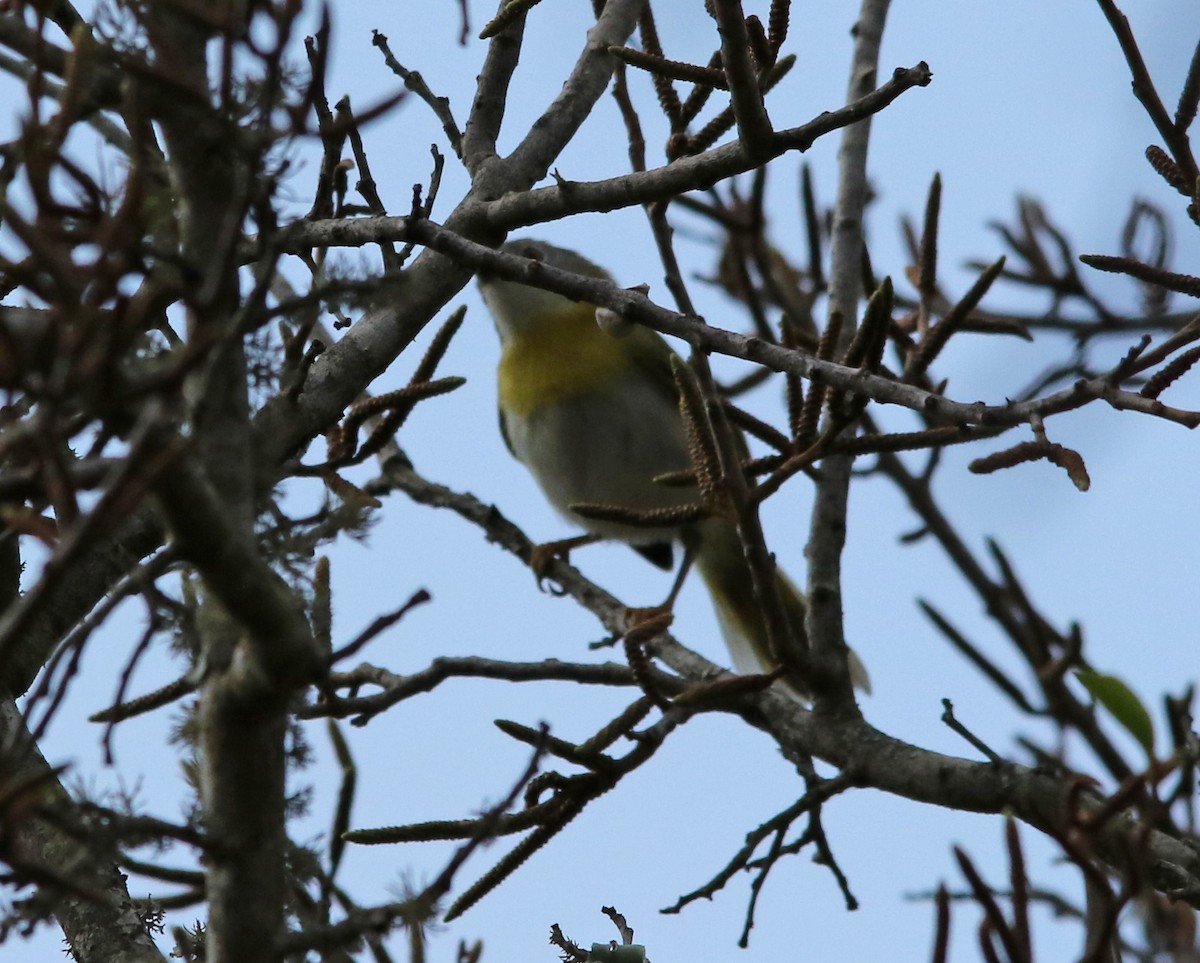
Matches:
[[478, 239, 613, 341]]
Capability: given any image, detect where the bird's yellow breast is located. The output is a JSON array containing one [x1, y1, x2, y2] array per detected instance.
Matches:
[[497, 306, 635, 416]]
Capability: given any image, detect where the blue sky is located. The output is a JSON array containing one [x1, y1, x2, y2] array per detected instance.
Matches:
[[17, 1, 1200, 960]]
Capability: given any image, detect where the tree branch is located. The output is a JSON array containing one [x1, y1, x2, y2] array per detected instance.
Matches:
[[0, 696, 167, 963], [804, 0, 894, 711]]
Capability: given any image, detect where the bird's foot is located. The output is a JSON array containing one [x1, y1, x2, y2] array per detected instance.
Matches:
[[528, 533, 601, 590]]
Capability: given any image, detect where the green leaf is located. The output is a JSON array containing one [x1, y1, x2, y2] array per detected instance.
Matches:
[[1076, 668, 1155, 757]]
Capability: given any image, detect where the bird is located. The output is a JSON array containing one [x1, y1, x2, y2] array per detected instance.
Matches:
[[478, 238, 869, 698]]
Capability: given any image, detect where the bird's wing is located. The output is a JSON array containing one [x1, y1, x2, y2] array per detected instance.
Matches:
[[624, 326, 681, 408], [627, 324, 753, 463]]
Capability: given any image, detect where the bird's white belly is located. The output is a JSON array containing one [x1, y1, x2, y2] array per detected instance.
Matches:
[[504, 376, 694, 546]]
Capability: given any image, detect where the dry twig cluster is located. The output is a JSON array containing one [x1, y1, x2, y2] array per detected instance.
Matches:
[[0, 0, 1196, 960]]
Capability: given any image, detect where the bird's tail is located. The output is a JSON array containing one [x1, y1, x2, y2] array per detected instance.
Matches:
[[695, 519, 871, 697]]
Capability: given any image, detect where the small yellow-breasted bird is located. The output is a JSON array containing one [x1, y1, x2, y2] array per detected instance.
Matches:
[[479, 239, 869, 697]]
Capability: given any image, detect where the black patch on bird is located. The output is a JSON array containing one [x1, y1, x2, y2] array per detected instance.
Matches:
[[634, 542, 674, 570], [498, 408, 514, 458]]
